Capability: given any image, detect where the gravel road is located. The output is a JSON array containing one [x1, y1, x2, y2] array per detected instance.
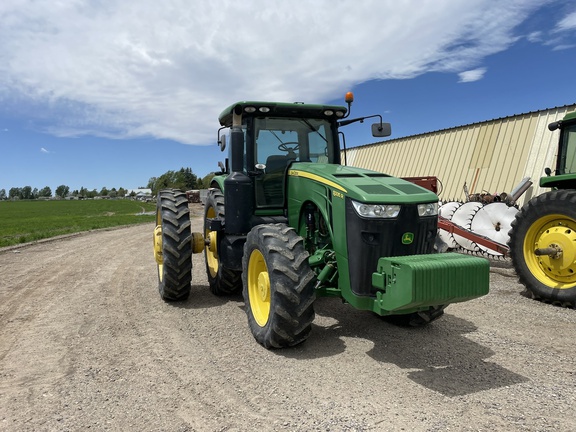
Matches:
[[1, 211, 575, 432]]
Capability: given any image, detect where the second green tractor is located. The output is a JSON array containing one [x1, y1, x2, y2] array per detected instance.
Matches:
[[508, 111, 576, 307]]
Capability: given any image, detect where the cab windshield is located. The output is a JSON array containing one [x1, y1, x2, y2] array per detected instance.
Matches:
[[252, 117, 335, 207], [254, 117, 335, 168], [559, 123, 576, 174]]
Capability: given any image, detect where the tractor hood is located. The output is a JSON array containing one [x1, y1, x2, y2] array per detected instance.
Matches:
[[288, 163, 438, 204]]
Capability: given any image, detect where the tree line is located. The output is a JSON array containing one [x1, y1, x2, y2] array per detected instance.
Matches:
[[146, 168, 215, 197], [1, 185, 131, 200], [0, 168, 216, 200]]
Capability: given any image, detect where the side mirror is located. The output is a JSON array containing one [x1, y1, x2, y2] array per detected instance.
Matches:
[[219, 134, 227, 151], [548, 121, 561, 132], [372, 122, 391, 138]]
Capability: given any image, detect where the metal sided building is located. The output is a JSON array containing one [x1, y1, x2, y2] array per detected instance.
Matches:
[[344, 104, 576, 207]]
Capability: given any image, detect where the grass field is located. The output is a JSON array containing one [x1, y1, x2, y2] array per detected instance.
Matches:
[[0, 199, 157, 248]]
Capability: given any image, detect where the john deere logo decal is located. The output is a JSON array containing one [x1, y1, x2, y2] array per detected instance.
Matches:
[[402, 232, 414, 244]]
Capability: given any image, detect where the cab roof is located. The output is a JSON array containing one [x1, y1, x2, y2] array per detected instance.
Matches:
[[218, 101, 348, 127], [563, 111, 576, 122]]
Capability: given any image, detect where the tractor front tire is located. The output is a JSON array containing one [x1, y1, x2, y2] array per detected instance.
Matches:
[[204, 189, 242, 295], [509, 190, 576, 307], [242, 224, 316, 348], [155, 189, 192, 301]]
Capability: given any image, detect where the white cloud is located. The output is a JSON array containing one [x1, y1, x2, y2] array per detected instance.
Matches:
[[536, 9, 576, 49], [552, 43, 576, 51], [40, 147, 50, 153], [527, 31, 543, 42], [0, 0, 549, 145], [458, 68, 487, 83], [555, 10, 576, 32]]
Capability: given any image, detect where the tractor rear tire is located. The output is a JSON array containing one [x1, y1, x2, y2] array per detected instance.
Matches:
[[155, 189, 192, 301], [384, 305, 446, 327], [242, 224, 316, 348], [204, 189, 242, 296], [508, 190, 576, 307]]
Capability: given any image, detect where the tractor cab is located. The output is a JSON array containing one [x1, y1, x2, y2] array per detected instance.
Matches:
[[541, 112, 576, 189], [554, 113, 576, 175], [217, 102, 346, 209]]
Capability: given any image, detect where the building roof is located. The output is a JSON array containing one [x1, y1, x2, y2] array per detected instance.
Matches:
[[354, 103, 576, 150]]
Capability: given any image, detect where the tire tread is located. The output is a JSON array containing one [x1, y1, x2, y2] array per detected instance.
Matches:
[[157, 189, 192, 301]]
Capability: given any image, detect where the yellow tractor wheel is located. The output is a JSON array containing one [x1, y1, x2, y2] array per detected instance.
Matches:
[[242, 223, 316, 348], [509, 190, 576, 307], [203, 189, 242, 295]]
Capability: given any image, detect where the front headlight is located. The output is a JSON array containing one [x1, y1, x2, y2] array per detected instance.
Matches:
[[417, 202, 438, 217], [351, 200, 400, 218]]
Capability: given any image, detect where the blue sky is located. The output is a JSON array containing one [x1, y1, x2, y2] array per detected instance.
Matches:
[[1, 0, 575, 194]]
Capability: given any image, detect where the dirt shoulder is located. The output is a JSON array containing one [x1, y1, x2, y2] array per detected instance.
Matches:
[[0, 217, 575, 431]]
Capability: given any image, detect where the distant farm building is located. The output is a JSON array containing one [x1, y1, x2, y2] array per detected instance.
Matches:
[[126, 188, 153, 201], [344, 103, 576, 207]]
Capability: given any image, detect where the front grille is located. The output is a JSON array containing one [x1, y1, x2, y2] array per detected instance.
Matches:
[[345, 198, 437, 296]]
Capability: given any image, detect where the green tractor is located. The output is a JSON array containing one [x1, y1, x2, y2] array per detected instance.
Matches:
[[508, 111, 576, 307], [153, 93, 490, 348]]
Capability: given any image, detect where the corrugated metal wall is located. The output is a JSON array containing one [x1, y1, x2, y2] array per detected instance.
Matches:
[[344, 104, 576, 206]]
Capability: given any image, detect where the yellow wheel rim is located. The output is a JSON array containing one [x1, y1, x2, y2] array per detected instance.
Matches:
[[157, 262, 164, 283], [205, 206, 219, 278], [524, 214, 576, 289], [154, 208, 163, 282], [247, 249, 270, 327], [153, 225, 163, 264]]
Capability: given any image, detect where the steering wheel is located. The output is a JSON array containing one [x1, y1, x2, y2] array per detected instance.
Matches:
[[278, 142, 300, 152]]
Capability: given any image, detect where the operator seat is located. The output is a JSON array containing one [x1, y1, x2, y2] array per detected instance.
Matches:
[[265, 155, 292, 174], [258, 154, 297, 207]]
